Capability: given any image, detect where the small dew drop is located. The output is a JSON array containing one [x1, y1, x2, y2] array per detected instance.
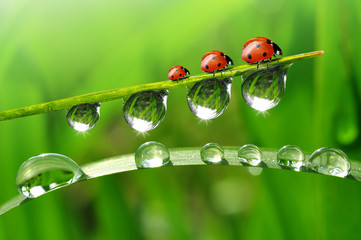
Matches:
[[16, 153, 85, 198], [135, 141, 170, 168], [123, 90, 167, 132], [277, 145, 305, 170], [308, 147, 351, 177], [241, 65, 291, 111], [248, 167, 263, 176], [67, 103, 100, 132], [200, 143, 224, 164], [187, 78, 231, 120], [238, 144, 262, 166]]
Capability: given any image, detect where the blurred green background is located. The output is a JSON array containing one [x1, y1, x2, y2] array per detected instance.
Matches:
[[1, 0, 361, 239]]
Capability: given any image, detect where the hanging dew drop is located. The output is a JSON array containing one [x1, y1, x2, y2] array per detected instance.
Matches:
[[308, 147, 351, 177], [200, 143, 224, 164], [16, 153, 85, 198], [67, 103, 100, 132], [241, 64, 291, 111], [277, 145, 305, 170], [135, 141, 170, 168], [187, 78, 231, 120], [123, 90, 167, 132], [238, 144, 262, 166], [248, 167, 263, 176]]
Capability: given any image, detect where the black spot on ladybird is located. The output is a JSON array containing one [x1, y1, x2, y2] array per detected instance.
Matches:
[[217, 63, 221, 67], [220, 52, 225, 56], [179, 74, 182, 76], [181, 66, 184, 69], [263, 52, 267, 57], [205, 64, 209, 69], [256, 42, 260, 48], [171, 75, 174, 78], [247, 53, 252, 60], [266, 39, 271, 44], [212, 55, 216, 60]]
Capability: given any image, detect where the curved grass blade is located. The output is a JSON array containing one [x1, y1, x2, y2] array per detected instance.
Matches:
[[2, 143, 361, 216]]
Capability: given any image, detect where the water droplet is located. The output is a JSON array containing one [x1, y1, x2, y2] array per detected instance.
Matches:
[[248, 167, 263, 176], [200, 143, 224, 164], [238, 144, 262, 166], [308, 147, 350, 177], [123, 90, 167, 132], [277, 145, 305, 170], [187, 78, 231, 120], [67, 103, 100, 132], [16, 153, 85, 198], [135, 141, 170, 168], [241, 64, 291, 111]]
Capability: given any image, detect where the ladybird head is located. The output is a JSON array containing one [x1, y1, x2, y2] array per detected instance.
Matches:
[[273, 42, 282, 56], [225, 55, 234, 65], [184, 67, 190, 75]]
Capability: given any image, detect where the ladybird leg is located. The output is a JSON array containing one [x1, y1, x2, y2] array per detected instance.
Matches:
[[273, 54, 280, 64], [224, 65, 233, 73], [257, 61, 260, 69]]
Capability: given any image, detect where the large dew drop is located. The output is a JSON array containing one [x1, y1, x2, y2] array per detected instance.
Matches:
[[135, 141, 170, 168], [241, 64, 291, 111], [67, 103, 100, 132], [123, 90, 167, 132], [187, 78, 231, 120], [238, 144, 262, 166], [200, 143, 224, 164], [277, 145, 305, 170], [16, 153, 85, 198], [308, 147, 351, 177]]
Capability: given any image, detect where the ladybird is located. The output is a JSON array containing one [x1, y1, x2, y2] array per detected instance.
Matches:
[[168, 65, 190, 81], [241, 37, 282, 65], [201, 50, 233, 73]]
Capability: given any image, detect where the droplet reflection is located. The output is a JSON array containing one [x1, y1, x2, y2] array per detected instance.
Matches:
[[200, 143, 224, 164], [277, 145, 305, 170], [308, 147, 351, 177], [16, 153, 85, 198], [238, 144, 262, 166], [135, 141, 170, 168], [187, 78, 231, 120], [67, 103, 100, 132], [241, 64, 291, 111], [123, 90, 168, 132]]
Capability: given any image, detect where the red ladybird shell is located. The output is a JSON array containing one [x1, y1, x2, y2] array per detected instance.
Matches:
[[168, 65, 189, 81], [242, 37, 282, 63], [201, 50, 232, 72]]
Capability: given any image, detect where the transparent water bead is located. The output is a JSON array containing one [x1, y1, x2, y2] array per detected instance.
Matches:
[[277, 145, 305, 170], [123, 90, 167, 132], [187, 78, 231, 120], [308, 147, 351, 177], [200, 143, 224, 164], [67, 103, 100, 132], [135, 141, 170, 168], [16, 153, 85, 198], [241, 64, 291, 111], [238, 144, 262, 166], [248, 167, 263, 176]]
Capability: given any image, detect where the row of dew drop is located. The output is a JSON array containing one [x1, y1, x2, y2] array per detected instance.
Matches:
[[15, 141, 351, 199], [67, 64, 290, 133]]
